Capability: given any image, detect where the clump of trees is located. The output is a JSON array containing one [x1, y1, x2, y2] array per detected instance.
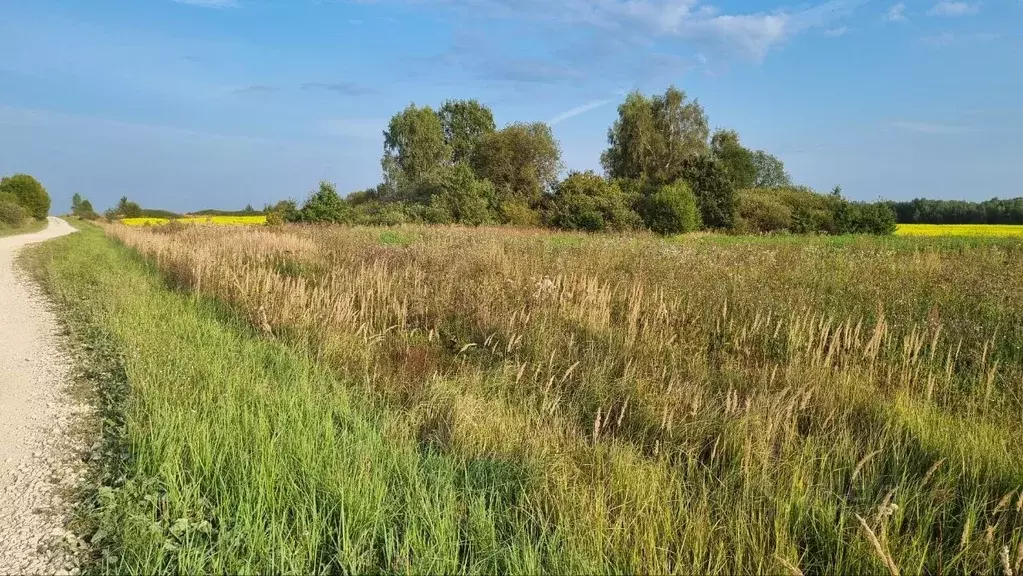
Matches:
[[71, 193, 101, 220], [272, 87, 895, 236], [0, 174, 51, 226], [889, 197, 1023, 225]]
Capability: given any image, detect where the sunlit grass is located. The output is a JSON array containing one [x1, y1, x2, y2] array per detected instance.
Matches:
[[29, 222, 1023, 574]]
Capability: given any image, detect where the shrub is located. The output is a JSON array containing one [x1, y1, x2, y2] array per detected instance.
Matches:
[[295, 182, 352, 224], [0, 174, 51, 220], [737, 192, 793, 233], [835, 201, 898, 235], [265, 211, 285, 227], [499, 200, 541, 227], [421, 164, 496, 226], [544, 171, 642, 232], [643, 181, 701, 235], [679, 156, 736, 229], [0, 199, 26, 227]]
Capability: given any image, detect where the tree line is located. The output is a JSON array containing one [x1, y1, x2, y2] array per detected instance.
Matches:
[[889, 197, 1023, 225], [271, 86, 896, 235]]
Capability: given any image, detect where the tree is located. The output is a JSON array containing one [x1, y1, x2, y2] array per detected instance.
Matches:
[[382, 104, 450, 192], [438, 100, 496, 165], [0, 174, 51, 220], [543, 171, 641, 232], [643, 181, 701, 235], [601, 86, 709, 185], [71, 193, 99, 220], [711, 130, 756, 190], [471, 122, 562, 208], [296, 182, 352, 223], [114, 196, 143, 218], [751, 150, 792, 188], [679, 155, 736, 229]]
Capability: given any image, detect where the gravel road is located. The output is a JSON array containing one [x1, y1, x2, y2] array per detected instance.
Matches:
[[0, 217, 87, 574]]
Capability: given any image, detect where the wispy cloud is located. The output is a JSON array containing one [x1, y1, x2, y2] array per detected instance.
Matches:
[[889, 120, 976, 134], [824, 26, 849, 36], [302, 82, 376, 96], [920, 31, 999, 45], [928, 1, 981, 16], [550, 99, 614, 125], [885, 2, 907, 21], [230, 84, 276, 96], [172, 0, 238, 7]]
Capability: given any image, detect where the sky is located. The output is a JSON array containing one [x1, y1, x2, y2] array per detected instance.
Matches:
[[1, 0, 1020, 212]]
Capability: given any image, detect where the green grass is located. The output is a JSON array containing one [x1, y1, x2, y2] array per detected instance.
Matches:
[[0, 217, 47, 237], [26, 226, 580, 574], [26, 224, 1023, 574]]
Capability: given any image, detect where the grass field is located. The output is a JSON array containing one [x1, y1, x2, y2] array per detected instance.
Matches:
[[896, 223, 1023, 237], [120, 215, 267, 226], [29, 223, 1023, 574]]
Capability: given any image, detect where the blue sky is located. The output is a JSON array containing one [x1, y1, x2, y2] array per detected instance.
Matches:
[[1, 0, 1020, 212]]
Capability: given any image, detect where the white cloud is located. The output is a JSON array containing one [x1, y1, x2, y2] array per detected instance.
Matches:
[[889, 120, 976, 134], [885, 2, 907, 21], [549, 99, 614, 125], [824, 26, 849, 36], [928, 1, 981, 16]]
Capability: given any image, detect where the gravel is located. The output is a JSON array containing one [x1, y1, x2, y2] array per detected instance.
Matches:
[[0, 218, 88, 574]]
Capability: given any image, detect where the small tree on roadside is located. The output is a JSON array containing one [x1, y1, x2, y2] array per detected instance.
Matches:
[[0, 174, 51, 220]]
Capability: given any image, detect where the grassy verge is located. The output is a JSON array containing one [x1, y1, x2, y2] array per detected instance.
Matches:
[[25, 225, 571, 574], [0, 217, 48, 237]]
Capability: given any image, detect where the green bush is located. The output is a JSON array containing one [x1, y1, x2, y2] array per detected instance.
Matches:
[[499, 200, 541, 227], [737, 192, 793, 233], [679, 156, 736, 229], [0, 199, 26, 227], [643, 181, 701, 235], [0, 174, 51, 220], [421, 164, 496, 226], [295, 182, 352, 224], [544, 171, 642, 232]]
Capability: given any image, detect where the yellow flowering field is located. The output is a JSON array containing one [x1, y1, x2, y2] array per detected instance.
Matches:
[[121, 215, 267, 226], [896, 223, 1023, 237]]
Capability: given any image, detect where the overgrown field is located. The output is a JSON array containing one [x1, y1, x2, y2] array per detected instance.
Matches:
[[37, 223, 1023, 574], [896, 223, 1023, 237]]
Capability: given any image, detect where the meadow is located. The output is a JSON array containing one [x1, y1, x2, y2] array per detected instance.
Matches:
[[30, 222, 1023, 574]]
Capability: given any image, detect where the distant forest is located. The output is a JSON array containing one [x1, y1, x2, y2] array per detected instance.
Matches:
[[889, 197, 1023, 225]]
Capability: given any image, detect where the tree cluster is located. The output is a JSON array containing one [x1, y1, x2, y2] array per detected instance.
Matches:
[[0, 173, 51, 227], [889, 197, 1023, 225], [272, 87, 895, 236], [71, 193, 101, 220]]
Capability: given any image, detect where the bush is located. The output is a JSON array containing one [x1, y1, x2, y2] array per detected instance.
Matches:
[[643, 181, 701, 235], [544, 171, 642, 233], [679, 156, 736, 229], [295, 182, 352, 224], [834, 200, 897, 235], [737, 192, 793, 233], [421, 164, 496, 226], [499, 200, 541, 227], [0, 199, 26, 227], [0, 174, 51, 220]]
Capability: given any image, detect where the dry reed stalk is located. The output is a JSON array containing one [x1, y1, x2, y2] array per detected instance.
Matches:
[[1000, 545, 1014, 576], [852, 450, 882, 480], [855, 513, 900, 576], [921, 458, 946, 486], [773, 554, 804, 576]]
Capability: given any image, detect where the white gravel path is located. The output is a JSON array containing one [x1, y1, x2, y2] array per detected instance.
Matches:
[[0, 217, 87, 574]]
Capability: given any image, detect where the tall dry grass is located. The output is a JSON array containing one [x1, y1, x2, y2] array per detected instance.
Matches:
[[103, 223, 1023, 573]]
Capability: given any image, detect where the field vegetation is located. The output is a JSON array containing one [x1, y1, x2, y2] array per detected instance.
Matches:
[[896, 224, 1023, 237], [33, 219, 1023, 574]]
